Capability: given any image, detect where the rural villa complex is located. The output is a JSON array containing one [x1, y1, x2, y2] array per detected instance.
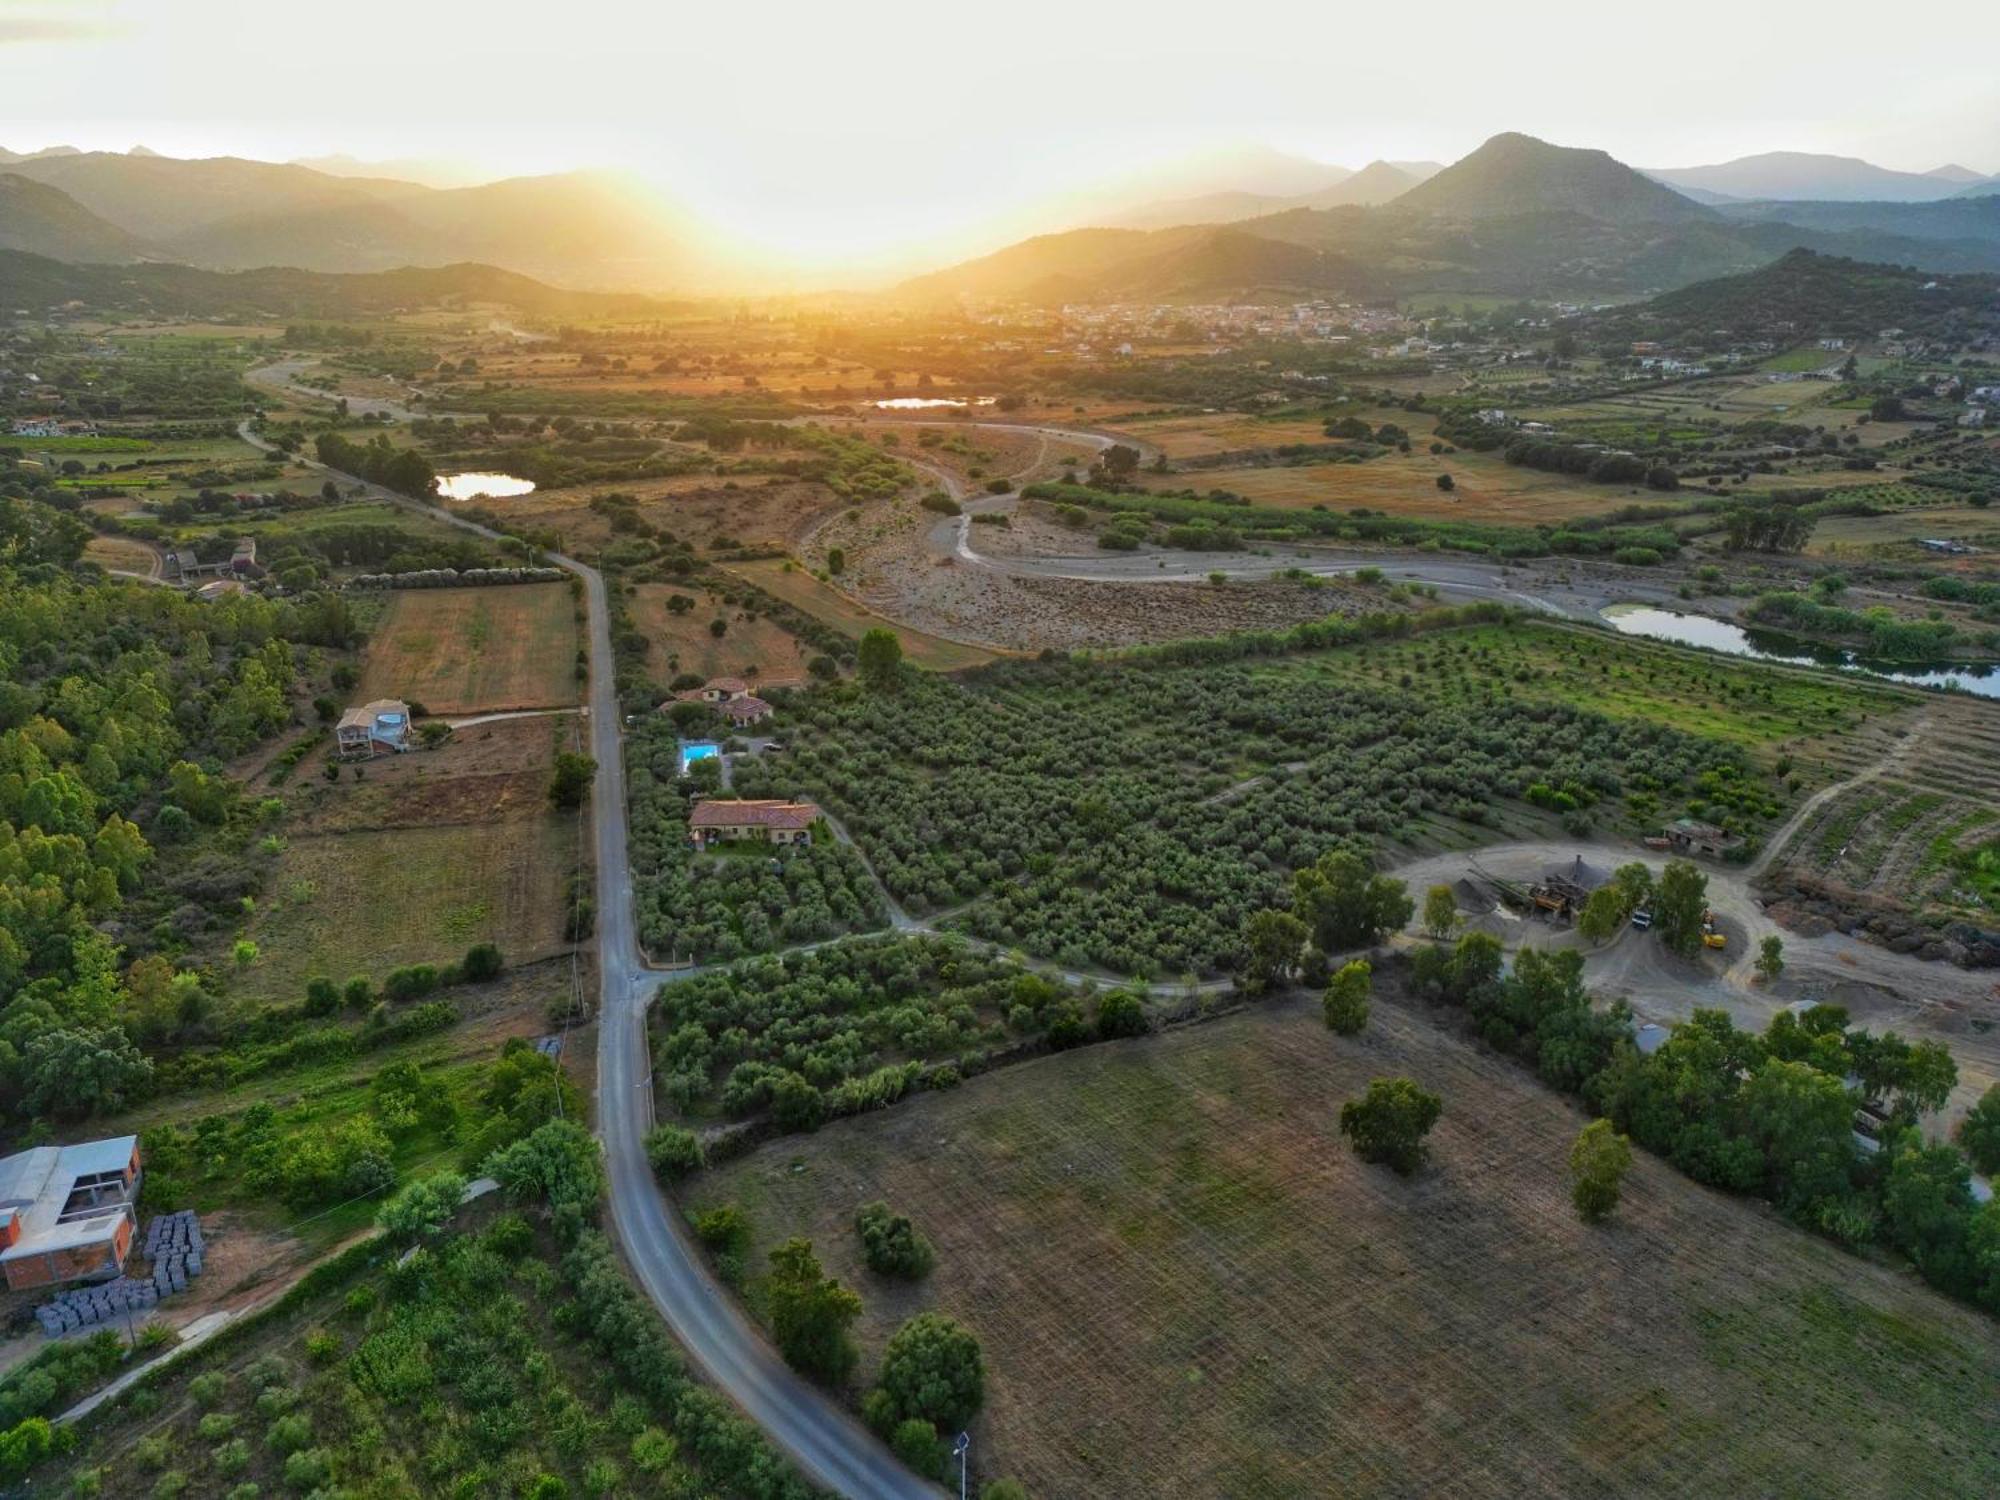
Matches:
[[687, 799, 820, 848]]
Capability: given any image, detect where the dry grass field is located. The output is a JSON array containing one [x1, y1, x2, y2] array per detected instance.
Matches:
[[240, 717, 580, 998], [1143, 448, 1626, 523], [356, 582, 579, 713], [725, 558, 1003, 671], [83, 534, 159, 574], [1808, 504, 2000, 557], [1112, 412, 1341, 460], [696, 996, 2000, 1500], [630, 581, 810, 687]]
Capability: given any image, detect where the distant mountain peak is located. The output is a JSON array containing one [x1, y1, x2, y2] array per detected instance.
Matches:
[[1394, 132, 1710, 224], [1648, 150, 1969, 203], [1925, 163, 1986, 182]]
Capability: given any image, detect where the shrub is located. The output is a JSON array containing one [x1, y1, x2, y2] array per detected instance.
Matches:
[[1093, 990, 1148, 1040], [644, 1124, 706, 1183], [460, 942, 505, 982], [381, 964, 439, 1003], [1570, 1118, 1633, 1223], [855, 1201, 935, 1279], [1322, 959, 1371, 1037], [1338, 1076, 1442, 1176], [891, 1418, 947, 1480]]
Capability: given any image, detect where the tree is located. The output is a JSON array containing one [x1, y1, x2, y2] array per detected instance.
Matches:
[[1291, 850, 1412, 953], [1238, 908, 1306, 994], [857, 628, 904, 692], [876, 1312, 984, 1430], [1322, 959, 1371, 1036], [826, 547, 845, 575], [1652, 859, 1708, 958], [1755, 935, 1785, 983], [644, 1124, 705, 1182], [766, 1238, 861, 1384], [303, 975, 339, 1016], [378, 1171, 467, 1242], [1957, 1084, 2000, 1176], [1577, 886, 1625, 944], [1881, 1141, 1977, 1295], [1569, 1119, 1632, 1223], [1338, 1077, 1443, 1176], [855, 1201, 935, 1279], [1100, 444, 1140, 481], [548, 752, 596, 809], [1420, 884, 1458, 941], [1435, 472, 1455, 492]]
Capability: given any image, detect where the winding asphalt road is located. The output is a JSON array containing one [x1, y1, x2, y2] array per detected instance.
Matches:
[[239, 402, 944, 1500]]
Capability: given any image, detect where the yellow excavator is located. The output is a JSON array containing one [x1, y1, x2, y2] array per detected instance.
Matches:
[[1701, 909, 1726, 949]]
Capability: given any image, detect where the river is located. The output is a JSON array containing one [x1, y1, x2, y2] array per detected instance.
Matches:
[[1601, 604, 2000, 700]]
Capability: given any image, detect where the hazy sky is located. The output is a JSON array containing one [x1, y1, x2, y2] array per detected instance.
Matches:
[[3, 0, 1995, 266]]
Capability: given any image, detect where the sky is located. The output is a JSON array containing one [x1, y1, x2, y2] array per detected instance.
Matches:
[[2, 0, 1996, 272]]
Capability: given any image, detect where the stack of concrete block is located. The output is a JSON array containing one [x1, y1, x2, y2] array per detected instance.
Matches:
[[144, 1209, 204, 1295], [34, 1212, 208, 1336], [34, 1275, 160, 1335]]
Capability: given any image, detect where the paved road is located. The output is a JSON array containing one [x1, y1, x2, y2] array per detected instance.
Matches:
[[242, 409, 944, 1500]]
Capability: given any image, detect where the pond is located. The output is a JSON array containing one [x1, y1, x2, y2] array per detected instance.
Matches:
[[436, 471, 536, 501], [1600, 603, 2000, 700], [872, 397, 997, 410]]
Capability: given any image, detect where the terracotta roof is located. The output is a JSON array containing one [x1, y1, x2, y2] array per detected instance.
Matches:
[[707, 676, 749, 694], [688, 798, 817, 831], [721, 695, 773, 720]]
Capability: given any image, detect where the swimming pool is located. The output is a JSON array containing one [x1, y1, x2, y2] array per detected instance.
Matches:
[[679, 741, 720, 776]]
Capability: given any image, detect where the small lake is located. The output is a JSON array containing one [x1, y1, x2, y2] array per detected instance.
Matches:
[[437, 471, 536, 501], [1601, 603, 2000, 700], [872, 397, 997, 410]]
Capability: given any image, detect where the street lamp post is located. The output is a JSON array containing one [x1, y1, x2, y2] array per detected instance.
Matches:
[[953, 1431, 971, 1500]]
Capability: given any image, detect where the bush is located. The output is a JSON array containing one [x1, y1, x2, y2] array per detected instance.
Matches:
[[459, 942, 505, 983], [381, 964, 439, 1003], [644, 1124, 706, 1183], [854, 1201, 935, 1280], [1322, 959, 1371, 1036], [1338, 1076, 1442, 1176], [1093, 990, 1148, 1040], [891, 1418, 947, 1480]]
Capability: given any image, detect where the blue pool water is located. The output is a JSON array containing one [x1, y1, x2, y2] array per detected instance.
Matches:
[[679, 741, 720, 775]]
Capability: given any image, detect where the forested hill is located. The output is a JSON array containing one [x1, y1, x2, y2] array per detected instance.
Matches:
[[0, 248, 675, 319], [1572, 250, 2000, 345]]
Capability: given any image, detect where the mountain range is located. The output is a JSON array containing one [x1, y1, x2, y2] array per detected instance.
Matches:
[[0, 151, 721, 290], [899, 133, 2000, 304], [1644, 151, 1997, 204], [0, 138, 1996, 305]]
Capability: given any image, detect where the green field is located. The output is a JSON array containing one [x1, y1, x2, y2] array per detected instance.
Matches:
[[1277, 620, 1912, 763]]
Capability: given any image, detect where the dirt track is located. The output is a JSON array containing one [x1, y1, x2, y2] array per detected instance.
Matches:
[[1388, 838, 2000, 1127]]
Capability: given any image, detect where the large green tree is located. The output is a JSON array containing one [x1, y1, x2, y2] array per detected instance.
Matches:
[[1338, 1076, 1443, 1176], [1652, 859, 1708, 958], [766, 1238, 862, 1384], [1292, 850, 1412, 954]]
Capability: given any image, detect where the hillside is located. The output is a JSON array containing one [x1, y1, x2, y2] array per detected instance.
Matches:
[[0, 152, 713, 291], [159, 169, 713, 289], [899, 124, 2000, 306], [0, 174, 154, 262], [1111, 161, 1422, 231], [1717, 193, 2000, 245], [0, 151, 417, 241], [0, 248, 670, 319], [1648, 151, 1970, 203], [1574, 248, 2000, 344], [1394, 132, 1711, 224]]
